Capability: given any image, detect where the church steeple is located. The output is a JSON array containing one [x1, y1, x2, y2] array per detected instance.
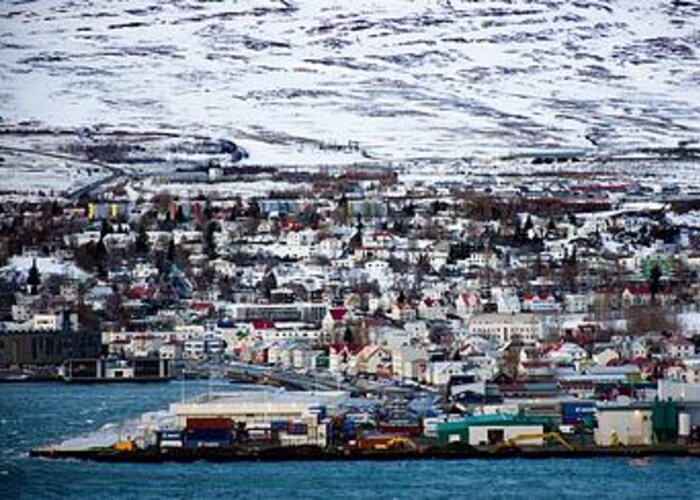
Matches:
[[27, 258, 41, 295]]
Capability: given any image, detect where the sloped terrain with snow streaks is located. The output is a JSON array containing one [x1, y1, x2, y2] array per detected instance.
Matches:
[[1, 0, 699, 160]]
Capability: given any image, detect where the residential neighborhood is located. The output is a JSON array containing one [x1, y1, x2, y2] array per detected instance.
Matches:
[[2, 163, 700, 401]]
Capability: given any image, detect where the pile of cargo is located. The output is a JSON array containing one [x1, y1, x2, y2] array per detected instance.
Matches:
[[157, 418, 234, 449], [270, 420, 308, 435], [184, 418, 232, 447], [156, 417, 331, 449], [158, 430, 185, 449], [271, 418, 331, 447]]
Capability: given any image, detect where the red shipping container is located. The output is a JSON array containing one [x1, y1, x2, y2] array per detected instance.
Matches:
[[186, 418, 232, 430], [376, 424, 422, 437]]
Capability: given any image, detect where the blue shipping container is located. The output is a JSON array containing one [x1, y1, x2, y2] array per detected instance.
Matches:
[[561, 402, 596, 425], [184, 428, 231, 443], [159, 430, 183, 440], [271, 421, 289, 431], [342, 420, 356, 439], [184, 439, 230, 448], [289, 424, 308, 435]]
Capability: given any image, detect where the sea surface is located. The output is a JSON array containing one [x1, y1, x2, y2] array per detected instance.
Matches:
[[2, 382, 700, 499]]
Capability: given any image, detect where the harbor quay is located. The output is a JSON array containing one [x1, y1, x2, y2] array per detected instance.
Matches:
[[29, 378, 700, 463]]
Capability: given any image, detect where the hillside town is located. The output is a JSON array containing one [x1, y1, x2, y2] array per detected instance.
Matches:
[[5, 154, 700, 452]]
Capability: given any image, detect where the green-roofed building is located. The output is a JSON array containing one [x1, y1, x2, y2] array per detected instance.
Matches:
[[436, 414, 552, 446]]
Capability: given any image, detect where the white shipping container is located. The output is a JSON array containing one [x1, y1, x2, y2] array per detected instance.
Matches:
[[160, 440, 183, 448], [679, 412, 691, 437]]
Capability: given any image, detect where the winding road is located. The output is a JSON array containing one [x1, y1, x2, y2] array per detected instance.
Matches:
[[0, 144, 127, 200]]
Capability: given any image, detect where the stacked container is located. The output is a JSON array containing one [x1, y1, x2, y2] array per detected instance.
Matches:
[[184, 418, 232, 447], [157, 430, 183, 449], [287, 421, 308, 436]]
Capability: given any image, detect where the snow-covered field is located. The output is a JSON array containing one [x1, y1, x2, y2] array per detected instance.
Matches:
[[0, 147, 106, 196], [1, 0, 699, 162], [1, 255, 89, 281]]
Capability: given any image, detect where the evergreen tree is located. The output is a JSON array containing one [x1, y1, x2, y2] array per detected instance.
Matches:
[[135, 223, 150, 254], [166, 238, 176, 263], [260, 271, 277, 299], [203, 200, 214, 221], [343, 326, 354, 345], [204, 221, 218, 259], [100, 220, 113, 239], [175, 205, 187, 224], [246, 200, 261, 219], [95, 237, 108, 279], [649, 263, 663, 300]]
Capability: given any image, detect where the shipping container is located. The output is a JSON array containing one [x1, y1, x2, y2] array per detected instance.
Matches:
[[271, 420, 289, 431], [306, 406, 327, 421], [247, 429, 274, 440], [345, 413, 373, 425], [343, 420, 357, 439], [184, 428, 232, 445], [158, 430, 183, 439], [286, 421, 308, 435], [185, 440, 229, 448], [186, 418, 232, 430], [561, 402, 596, 426], [377, 423, 422, 437], [679, 412, 691, 437], [185, 428, 231, 438], [159, 440, 183, 449]]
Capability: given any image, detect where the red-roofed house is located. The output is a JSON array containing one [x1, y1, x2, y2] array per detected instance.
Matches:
[[664, 335, 695, 359], [390, 300, 417, 322], [622, 284, 652, 308], [455, 292, 482, 318], [251, 318, 277, 338], [189, 302, 216, 316], [322, 306, 352, 334], [418, 297, 448, 320], [356, 345, 392, 377], [329, 343, 364, 373], [522, 292, 559, 313], [127, 285, 154, 301]]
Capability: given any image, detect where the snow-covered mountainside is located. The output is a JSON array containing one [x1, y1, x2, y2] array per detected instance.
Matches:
[[1, 0, 699, 160]]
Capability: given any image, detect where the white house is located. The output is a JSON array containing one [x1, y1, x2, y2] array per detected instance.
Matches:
[[593, 347, 620, 367], [392, 345, 428, 380], [426, 361, 470, 386], [546, 342, 588, 364], [664, 336, 696, 359], [564, 294, 589, 314], [468, 313, 543, 345]]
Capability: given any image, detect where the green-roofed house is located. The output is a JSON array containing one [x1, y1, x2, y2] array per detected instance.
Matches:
[[436, 414, 550, 446]]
